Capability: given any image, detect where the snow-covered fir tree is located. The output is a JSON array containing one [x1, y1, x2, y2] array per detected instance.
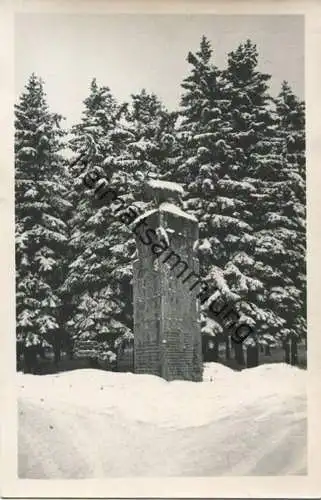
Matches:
[[176, 37, 272, 366], [124, 89, 180, 192], [64, 81, 181, 363], [63, 79, 135, 363], [175, 36, 234, 360], [15, 74, 70, 370], [222, 45, 306, 365], [253, 81, 306, 364], [218, 39, 284, 366]]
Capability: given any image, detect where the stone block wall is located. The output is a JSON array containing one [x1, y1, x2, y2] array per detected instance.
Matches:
[[133, 207, 202, 381]]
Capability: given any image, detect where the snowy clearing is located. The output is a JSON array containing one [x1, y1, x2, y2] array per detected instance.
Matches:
[[18, 363, 306, 477]]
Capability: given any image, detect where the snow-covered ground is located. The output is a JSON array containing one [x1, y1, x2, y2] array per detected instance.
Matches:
[[18, 363, 307, 477]]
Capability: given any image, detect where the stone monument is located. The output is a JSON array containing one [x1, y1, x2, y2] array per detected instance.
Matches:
[[132, 179, 203, 382]]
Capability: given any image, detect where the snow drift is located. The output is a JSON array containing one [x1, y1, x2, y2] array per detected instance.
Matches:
[[18, 363, 307, 477]]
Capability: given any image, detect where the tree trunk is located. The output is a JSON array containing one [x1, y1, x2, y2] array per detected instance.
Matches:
[[284, 341, 290, 364], [246, 344, 259, 368], [264, 344, 271, 356], [89, 357, 100, 368], [202, 335, 219, 362], [234, 342, 244, 366], [225, 336, 230, 360], [66, 333, 74, 360], [290, 337, 298, 366], [16, 341, 23, 371], [53, 330, 62, 366], [23, 346, 38, 374], [213, 340, 219, 362], [54, 345, 61, 366], [207, 339, 219, 362]]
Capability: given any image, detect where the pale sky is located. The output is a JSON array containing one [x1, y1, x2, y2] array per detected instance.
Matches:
[[15, 14, 304, 127]]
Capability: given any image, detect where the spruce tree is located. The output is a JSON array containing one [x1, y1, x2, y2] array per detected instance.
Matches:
[[258, 81, 306, 364], [15, 74, 69, 371], [176, 36, 233, 360], [177, 37, 264, 366], [220, 39, 283, 366], [124, 89, 180, 191], [110, 89, 181, 355], [63, 79, 134, 364], [65, 82, 180, 364], [224, 47, 306, 366]]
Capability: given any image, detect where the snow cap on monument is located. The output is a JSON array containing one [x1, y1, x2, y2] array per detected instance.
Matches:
[[144, 178, 196, 221], [145, 179, 184, 204]]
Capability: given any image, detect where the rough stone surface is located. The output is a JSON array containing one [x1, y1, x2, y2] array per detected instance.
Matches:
[[133, 203, 203, 382]]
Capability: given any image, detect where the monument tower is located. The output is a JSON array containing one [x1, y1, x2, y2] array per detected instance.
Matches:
[[132, 179, 203, 382]]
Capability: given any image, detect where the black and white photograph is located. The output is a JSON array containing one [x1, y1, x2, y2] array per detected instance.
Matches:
[[12, 11, 308, 480], [3, 3, 321, 495]]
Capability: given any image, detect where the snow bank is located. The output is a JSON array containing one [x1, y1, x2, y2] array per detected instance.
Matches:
[[202, 361, 236, 381], [18, 363, 307, 477]]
